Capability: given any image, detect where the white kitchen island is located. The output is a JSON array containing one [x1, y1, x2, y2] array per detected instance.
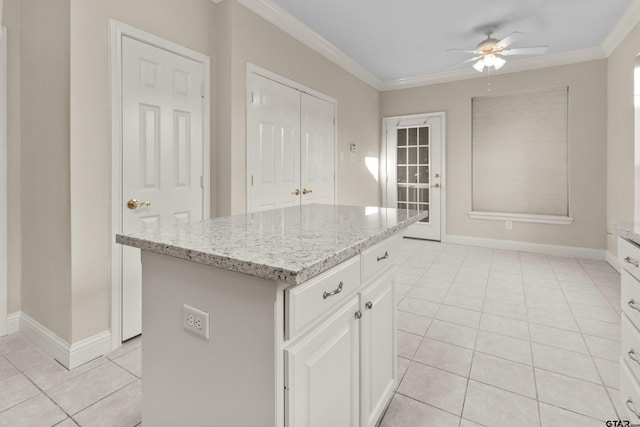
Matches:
[[116, 204, 427, 427]]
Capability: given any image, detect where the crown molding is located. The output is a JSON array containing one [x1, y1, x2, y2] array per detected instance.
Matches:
[[379, 47, 607, 91], [602, 0, 640, 55], [235, 0, 383, 89]]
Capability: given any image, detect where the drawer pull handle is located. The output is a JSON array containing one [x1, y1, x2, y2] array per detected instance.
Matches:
[[355, 310, 362, 320], [629, 299, 640, 313], [626, 256, 639, 268], [323, 282, 343, 299], [377, 251, 389, 262], [629, 349, 640, 365], [365, 301, 373, 310], [627, 398, 640, 419]]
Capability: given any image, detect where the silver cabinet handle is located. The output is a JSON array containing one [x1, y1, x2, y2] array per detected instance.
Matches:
[[377, 251, 389, 262], [354, 310, 362, 320], [629, 349, 640, 365], [626, 256, 639, 268], [627, 398, 640, 419], [365, 301, 373, 310], [629, 299, 640, 313], [323, 282, 343, 299]]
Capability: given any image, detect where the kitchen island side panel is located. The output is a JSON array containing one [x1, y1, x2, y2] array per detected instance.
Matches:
[[141, 251, 279, 427]]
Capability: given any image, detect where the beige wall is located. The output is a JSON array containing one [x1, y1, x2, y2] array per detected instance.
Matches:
[[216, 1, 381, 216], [381, 60, 608, 250], [607, 22, 640, 257], [20, 0, 72, 341], [2, 0, 21, 314], [68, 0, 217, 341]]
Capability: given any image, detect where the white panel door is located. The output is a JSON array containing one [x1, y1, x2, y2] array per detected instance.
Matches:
[[121, 36, 205, 340], [385, 113, 444, 240], [360, 271, 395, 427], [247, 74, 301, 212], [286, 297, 360, 427], [300, 93, 335, 205]]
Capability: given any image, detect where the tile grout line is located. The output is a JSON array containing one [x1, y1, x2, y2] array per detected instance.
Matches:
[[523, 251, 547, 427], [457, 246, 492, 427], [551, 260, 622, 421]]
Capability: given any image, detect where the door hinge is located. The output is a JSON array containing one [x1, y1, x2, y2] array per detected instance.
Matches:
[[251, 175, 254, 186], [201, 84, 206, 98]]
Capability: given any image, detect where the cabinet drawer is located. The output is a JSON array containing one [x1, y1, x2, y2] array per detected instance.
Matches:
[[620, 238, 640, 281], [285, 256, 361, 340], [361, 234, 401, 283], [621, 359, 640, 423], [622, 314, 640, 382], [622, 271, 640, 330]]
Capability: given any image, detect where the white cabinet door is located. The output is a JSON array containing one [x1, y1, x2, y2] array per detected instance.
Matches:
[[286, 297, 360, 427], [300, 93, 335, 205], [247, 74, 302, 212], [121, 36, 205, 340], [360, 271, 396, 427]]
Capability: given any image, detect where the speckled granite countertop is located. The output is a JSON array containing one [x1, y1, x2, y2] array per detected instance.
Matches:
[[116, 204, 428, 286], [609, 222, 640, 247]]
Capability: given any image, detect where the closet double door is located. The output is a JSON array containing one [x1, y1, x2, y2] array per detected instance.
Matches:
[[247, 73, 336, 212]]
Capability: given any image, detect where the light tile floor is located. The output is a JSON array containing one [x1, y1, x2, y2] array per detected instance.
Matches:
[[0, 333, 141, 426], [0, 239, 623, 426], [382, 239, 622, 427]]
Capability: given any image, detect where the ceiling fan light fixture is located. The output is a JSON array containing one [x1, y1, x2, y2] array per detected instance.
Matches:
[[493, 56, 506, 70], [483, 53, 496, 67], [473, 59, 485, 72]]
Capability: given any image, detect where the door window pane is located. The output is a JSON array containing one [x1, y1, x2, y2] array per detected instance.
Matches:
[[408, 128, 418, 146], [419, 127, 429, 145], [408, 166, 418, 184], [419, 147, 429, 165], [397, 129, 407, 146], [397, 166, 407, 183], [418, 166, 429, 184], [419, 188, 429, 203], [397, 147, 407, 165], [408, 187, 417, 203], [397, 186, 407, 202], [408, 147, 418, 165]]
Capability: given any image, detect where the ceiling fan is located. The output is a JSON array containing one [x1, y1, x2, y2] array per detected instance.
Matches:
[[448, 26, 548, 72]]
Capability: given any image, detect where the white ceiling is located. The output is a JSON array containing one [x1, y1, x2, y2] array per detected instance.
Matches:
[[269, 0, 632, 83]]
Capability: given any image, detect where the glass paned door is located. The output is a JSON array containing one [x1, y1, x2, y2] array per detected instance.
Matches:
[[396, 126, 430, 223], [384, 113, 443, 241]]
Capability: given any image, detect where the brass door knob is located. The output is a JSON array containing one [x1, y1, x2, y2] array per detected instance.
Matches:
[[127, 199, 151, 209], [434, 173, 440, 178], [432, 183, 440, 189], [293, 189, 301, 196], [302, 188, 313, 195]]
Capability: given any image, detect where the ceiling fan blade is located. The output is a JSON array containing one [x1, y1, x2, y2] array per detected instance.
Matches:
[[446, 48, 479, 54], [496, 31, 525, 48], [502, 46, 548, 56], [445, 55, 483, 70]]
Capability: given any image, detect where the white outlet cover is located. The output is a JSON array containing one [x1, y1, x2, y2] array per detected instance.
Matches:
[[183, 304, 210, 340]]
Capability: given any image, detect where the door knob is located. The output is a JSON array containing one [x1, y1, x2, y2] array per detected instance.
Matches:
[[434, 173, 440, 178], [127, 199, 151, 209], [432, 183, 440, 189], [293, 189, 301, 196], [302, 188, 313, 195]]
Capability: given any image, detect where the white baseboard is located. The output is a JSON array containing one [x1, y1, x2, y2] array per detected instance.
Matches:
[[445, 234, 606, 260], [606, 250, 621, 272], [7, 311, 19, 334], [8, 311, 111, 369]]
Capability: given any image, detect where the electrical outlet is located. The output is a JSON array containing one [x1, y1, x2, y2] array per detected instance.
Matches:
[[505, 220, 513, 230], [183, 304, 210, 339]]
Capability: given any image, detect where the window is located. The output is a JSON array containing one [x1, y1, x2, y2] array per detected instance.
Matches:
[[470, 87, 572, 224]]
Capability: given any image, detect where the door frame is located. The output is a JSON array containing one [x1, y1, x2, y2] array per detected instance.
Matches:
[[245, 63, 338, 212], [381, 112, 446, 241], [0, 27, 7, 336], [109, 20, 210, 350]]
